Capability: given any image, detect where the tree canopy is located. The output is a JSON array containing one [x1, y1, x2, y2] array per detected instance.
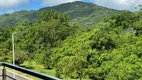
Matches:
[[1, 9, 142, 79]]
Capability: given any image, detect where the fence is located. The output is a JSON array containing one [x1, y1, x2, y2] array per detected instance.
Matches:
[[0, 62, 60, 80]]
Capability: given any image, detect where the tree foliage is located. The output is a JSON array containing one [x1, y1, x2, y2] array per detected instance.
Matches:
[[1, 9, 142, 80]]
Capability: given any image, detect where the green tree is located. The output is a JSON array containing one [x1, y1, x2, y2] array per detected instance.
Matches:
[[15, 50, 28, 65]]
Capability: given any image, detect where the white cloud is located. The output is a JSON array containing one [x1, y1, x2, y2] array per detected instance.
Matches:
[[6, 10, 15, 14], [42, 0, 82, 6], [90, 0, 142, 10], [0, 0, 29, 9]]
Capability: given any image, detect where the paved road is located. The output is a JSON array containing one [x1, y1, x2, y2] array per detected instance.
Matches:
[[0, 69, 31, 80]]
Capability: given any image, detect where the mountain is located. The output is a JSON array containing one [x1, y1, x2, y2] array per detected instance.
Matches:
[[0, 10, 37, 28], [1, 1, 142, 79], [0, 1, 122, 29]]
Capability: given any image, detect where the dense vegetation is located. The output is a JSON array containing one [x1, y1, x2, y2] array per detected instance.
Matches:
[[1, 2, 142, 80], [0, 1, 121, 29]]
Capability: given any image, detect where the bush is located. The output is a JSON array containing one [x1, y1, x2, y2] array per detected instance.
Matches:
[[15, 50, 28, 65]]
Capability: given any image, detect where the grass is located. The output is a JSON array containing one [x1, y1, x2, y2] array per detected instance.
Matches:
[[21, 61, 74, 80], [21, 61, 56, 77]]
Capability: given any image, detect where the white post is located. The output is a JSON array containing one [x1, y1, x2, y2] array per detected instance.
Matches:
[[12, 33, 15, 65], [12, 32, 16, 78]]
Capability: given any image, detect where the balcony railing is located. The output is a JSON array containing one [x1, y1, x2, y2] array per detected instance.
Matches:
[[0, 62, 61, 80]]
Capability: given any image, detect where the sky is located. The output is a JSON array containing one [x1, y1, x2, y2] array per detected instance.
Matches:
[[0, 0, 141, 14]]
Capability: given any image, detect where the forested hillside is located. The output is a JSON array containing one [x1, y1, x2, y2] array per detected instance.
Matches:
[[0, 1, 121, 29], [1, 7, 142, 79]]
